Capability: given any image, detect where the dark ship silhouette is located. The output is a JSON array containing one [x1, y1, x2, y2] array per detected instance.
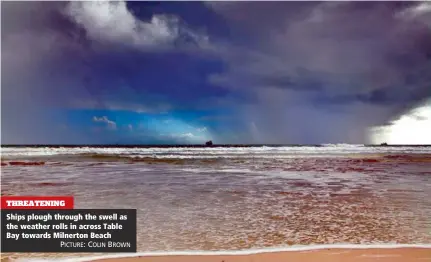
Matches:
[[205, 140, 213, 146]]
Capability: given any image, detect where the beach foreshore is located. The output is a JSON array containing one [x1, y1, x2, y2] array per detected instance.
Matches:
[[86, 248, 431, 262], [7, 247, 429, 262]]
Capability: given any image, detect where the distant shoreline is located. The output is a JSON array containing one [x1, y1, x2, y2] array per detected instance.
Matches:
[[1, 144, 431, 148]]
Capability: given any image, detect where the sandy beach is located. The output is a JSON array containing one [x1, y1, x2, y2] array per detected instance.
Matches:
[[87, 248, 431, 262], [1, 247, 430, 262]]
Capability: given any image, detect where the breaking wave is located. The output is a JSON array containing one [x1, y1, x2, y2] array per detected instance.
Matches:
[[1, 145, 430, 160]]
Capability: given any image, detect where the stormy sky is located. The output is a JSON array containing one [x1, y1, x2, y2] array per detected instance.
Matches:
[[1, 1, 430, 144]]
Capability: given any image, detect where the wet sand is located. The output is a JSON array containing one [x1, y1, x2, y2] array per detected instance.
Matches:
[[91, 248, 431, 262]]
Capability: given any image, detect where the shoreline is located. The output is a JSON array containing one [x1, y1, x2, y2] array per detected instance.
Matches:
[[10, 244, 431, 262], [91, 248, 431, 262]]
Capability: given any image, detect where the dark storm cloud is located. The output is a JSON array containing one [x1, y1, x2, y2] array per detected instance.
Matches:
[[1, 1, 88, 144], [2, 1, 430, 144], [205, 1, 431, 143]]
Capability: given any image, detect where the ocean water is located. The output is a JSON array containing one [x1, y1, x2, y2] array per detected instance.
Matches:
[[1, 145, 431, 260]]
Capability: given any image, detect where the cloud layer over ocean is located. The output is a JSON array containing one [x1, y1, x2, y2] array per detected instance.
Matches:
[[2, 1, 430, 144]]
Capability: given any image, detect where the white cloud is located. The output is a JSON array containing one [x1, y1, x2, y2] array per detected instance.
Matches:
[[161, 132, 212, 143], [160, 132, 194, 139], [66, 0, 207, 49], [370, 100, 431, 145], [92, 116, 117, 130], [177, 133, 195, 138], [397, 1, 431, 21], [197, 127, 207, 132]]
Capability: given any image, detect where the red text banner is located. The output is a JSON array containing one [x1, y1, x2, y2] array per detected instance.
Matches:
[[0, 196, 74, 209]]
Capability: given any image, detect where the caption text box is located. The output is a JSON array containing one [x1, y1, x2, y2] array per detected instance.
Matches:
[[1, 209, 137, 253]]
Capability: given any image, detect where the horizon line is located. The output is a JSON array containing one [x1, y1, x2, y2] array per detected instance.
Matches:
[[1, 144, 431, 148]]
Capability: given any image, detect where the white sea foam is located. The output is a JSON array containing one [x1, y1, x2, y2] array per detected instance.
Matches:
[[1, 145, 430, 158], [12, 244, 431, 262]]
